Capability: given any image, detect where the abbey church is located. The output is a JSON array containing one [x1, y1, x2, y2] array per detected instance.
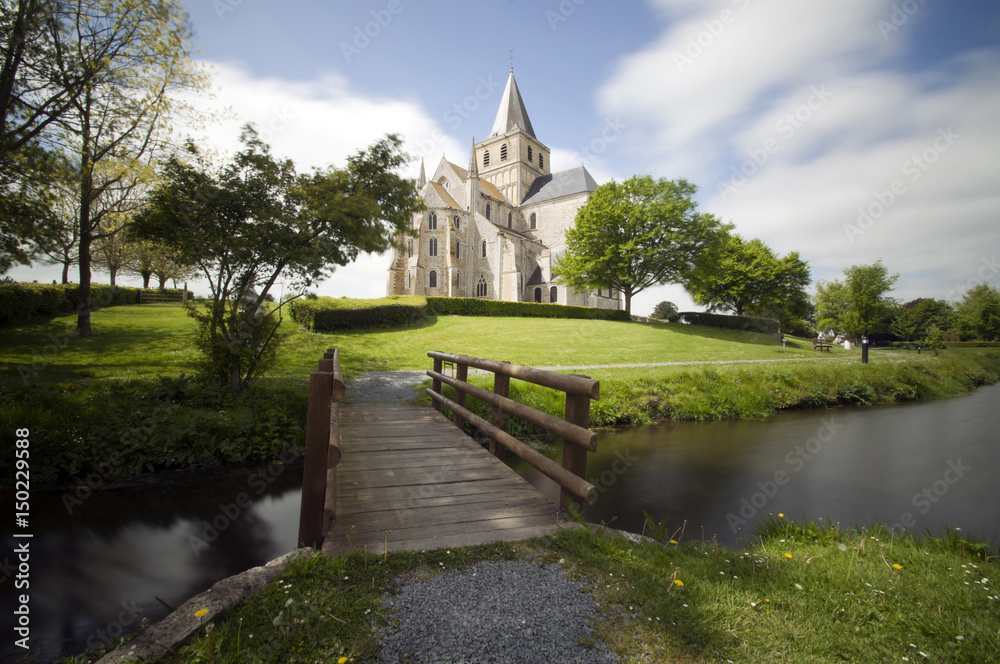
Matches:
[[386, 71, 622, 310]]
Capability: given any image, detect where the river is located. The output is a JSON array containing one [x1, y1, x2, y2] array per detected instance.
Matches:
[[2, 383, 998, 662]]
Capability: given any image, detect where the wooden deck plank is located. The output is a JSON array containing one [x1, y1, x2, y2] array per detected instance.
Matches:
[[322, 403, 569, 555]]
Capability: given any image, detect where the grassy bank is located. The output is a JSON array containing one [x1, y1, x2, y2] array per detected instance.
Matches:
[[76, 519, 997, 664], [3, 305, 998, 486]]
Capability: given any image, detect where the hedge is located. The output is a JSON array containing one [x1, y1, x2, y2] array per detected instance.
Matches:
[[0, 283, 193, 326], [677, 311, 780, 335], [889, 340, 1000, 349], [290, 295, 631, 332], [426, 297, 631, 322]]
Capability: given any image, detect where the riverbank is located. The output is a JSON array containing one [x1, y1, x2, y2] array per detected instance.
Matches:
[[437, 350, 1000, 434], [83, 518, 997, 664]]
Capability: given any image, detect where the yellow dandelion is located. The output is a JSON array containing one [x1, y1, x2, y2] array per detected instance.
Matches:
[[673, 579, 684, 587], [195, 609, 208, 618], [338, 658, 348, 664], [893, 563, 902, 570], [778, 513, 784, 518], [669, 539, 678, 545], [784, 553, 793, 559], [764, 599, 770, 603]]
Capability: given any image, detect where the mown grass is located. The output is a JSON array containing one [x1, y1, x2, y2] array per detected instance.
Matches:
[[75, 519, 998, 664]]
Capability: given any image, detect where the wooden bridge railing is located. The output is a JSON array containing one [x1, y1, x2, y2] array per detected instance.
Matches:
[[425, 351, 600, 509], [298, 348, 346, 548]]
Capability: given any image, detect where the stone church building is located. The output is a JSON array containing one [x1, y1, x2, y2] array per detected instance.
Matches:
[[386, 71, 622, 310]]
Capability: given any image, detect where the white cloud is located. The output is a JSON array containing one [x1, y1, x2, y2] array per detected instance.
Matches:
[[598, 0, 1000, 304]]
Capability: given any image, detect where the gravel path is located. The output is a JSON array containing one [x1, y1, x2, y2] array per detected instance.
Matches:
[[378, 560, 618, 664]]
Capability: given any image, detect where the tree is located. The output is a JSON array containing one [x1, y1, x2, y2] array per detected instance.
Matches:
[[891, 298, 954, 342], [685, 234, 811, 332], [955, 284, 1000, 341], [132, 128, 424, 393], [90, 216, 132, 285], [814, 279, 850, 336], [651, 300, 678, 321], [842, 261, 898, 339], [554, 176, 728, 315], [54, 0, 206, 336]]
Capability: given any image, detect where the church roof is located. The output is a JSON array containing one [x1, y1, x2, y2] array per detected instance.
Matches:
[[479, 179, 507, 203], [425, 181, 462, 209], [520, 165, 599, 206], [490, 72, 536, 139]]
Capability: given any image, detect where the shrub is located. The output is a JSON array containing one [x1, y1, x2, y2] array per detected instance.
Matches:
[[677, 311, 780, 335], [0, 282, 169, 325], [426, 297, 631, 321]]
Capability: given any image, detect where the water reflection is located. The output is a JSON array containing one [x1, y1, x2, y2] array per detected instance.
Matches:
[[0, 464, 302, 663], [512, 383, 1000, 550]]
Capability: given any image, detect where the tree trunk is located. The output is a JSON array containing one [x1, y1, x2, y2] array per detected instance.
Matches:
[[61, 261, 69, 284], [157, 274, 166, 288], [109, 267, 117, 285], [141, 270, 151, 288], [229, 358, 241, 394], [623, 289, 632, 315], [75, 100, 94, 337]]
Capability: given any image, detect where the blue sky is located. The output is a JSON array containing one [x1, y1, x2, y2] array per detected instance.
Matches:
[[12, 0, 1000, 316]]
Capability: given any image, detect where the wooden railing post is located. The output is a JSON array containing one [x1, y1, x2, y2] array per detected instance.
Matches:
[[299, 365, 332, 548], [561, 387, 591, 511], [453, 362, 469, 432], [490, 363, 511, 460], [432, 356, 443, 412]]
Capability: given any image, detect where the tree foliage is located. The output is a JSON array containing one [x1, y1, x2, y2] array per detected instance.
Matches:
[[686, 234, 811, 332], [132, 128, 424, 393], [955, 284, 1000, 341], [891, 298, 955, 342], [816, 261, 898, 339], [554, 176, 728, 314], [651, 300, 679, 321]]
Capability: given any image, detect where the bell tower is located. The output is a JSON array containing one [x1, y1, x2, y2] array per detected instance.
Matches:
[[473, 70, 550, 204]]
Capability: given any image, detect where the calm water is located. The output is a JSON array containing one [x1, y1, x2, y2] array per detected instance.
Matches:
[[3, 384, 999, 662], [513, 382, 1000, 549]]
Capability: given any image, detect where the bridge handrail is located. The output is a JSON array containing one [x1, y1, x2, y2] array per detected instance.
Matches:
[[425, 351, 600, 508], [298, 347, 346, 548]]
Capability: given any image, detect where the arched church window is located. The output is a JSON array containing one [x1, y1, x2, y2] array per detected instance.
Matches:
[[454, 271, 461, 288], [455, 240, 461, 259], [477, 275, 488, 298], [429, 238, 438, 256], [507, 212, 512, 228], [428, 212, 437, 229], [407, 239, 413, 257], [534, 288, 542, 303], [483, 150, 490, 167], [527, 145, 533, 162], [481, 240, 487, 258], [485, 203, 491, 220], [529, 213, 536, 230], [428, 270, 437, 288], [454, 215, 460, 229], [550, 286, 557, 303], [538, 153, 544, 170], [500, 144, 508, 161]]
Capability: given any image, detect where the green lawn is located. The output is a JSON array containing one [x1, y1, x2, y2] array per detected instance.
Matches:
[[0, 304, 843, 388]]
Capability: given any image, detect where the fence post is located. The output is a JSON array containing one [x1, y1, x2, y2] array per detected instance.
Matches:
[[432, 356, 443, 412], [561, 387, 591, 511], [490, 363, 511, 460], [298, 361, 333, 548], [453, 362, 469, 432], [183, 282, 188, 304]]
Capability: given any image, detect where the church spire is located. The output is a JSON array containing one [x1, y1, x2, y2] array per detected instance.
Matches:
[[416, 157, 426, 189], [467, 138, 478, 177], [489, 71, 535, 139]]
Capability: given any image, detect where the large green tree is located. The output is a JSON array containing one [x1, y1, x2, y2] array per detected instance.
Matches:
[[891, 298, 955, 342], [814, 279, 850, 336], [955, 284, 1000, 340], [686, 234, 811, 330], [818, 261, 898, 339], [132, 128, 424, 393], [554, 176, 728, 314]]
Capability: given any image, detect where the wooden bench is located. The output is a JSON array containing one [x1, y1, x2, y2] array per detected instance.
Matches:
[[813, 340, 833, 352]]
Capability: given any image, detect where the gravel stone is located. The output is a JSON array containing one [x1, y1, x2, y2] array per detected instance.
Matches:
[[378, 560, 618, 664], [347, 371, 428, 403]]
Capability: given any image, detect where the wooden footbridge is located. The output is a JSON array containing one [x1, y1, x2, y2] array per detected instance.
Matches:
[[297, 350, 601, 556]]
